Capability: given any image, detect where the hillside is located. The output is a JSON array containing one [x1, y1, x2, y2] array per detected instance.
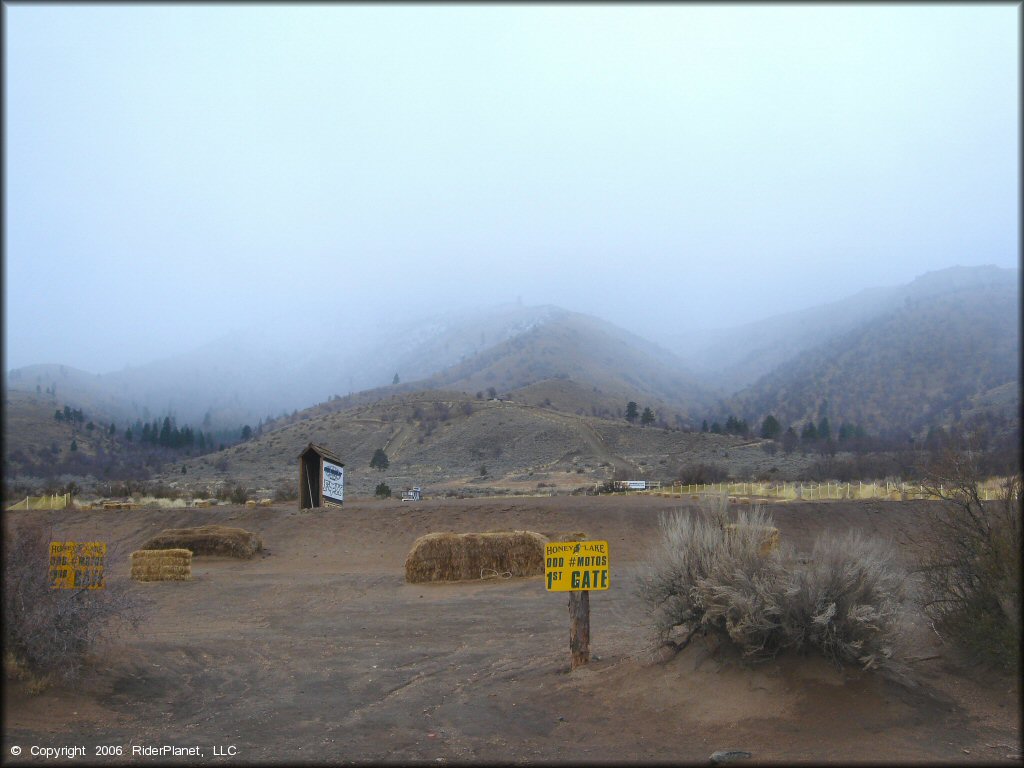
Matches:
[[727, 277, 1019, 437], [5, 266, 1018, 490], [6, 364, 136, 422], [420, 310, 711, 421], [156, 390, 818, 498], [2, 389, 124, 481], [672, 265, 1016, 393], [3, 305, 591, 429]]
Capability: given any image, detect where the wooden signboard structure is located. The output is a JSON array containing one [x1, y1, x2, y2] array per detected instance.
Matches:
[[545, 540, 609, 669], [298, 443, 345, 509]]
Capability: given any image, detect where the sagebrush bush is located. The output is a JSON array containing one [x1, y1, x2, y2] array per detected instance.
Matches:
[[779, 531, 906, 669], [637, 497, 907, 670], [3, 522, 146, 688]]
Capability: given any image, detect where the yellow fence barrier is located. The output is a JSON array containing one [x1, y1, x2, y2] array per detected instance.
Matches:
[[5, 493, 72, 511], [647, 479, 1008, 502]]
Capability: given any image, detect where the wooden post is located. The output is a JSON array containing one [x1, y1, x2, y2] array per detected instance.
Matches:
[[569, 590, 590, 669]]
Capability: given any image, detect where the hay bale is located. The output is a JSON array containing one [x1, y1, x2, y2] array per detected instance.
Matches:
[[140, 525, 263, 558], [130, 549, 192, 581], [194, 500, 210, 508], [405, 530, 547, 584], [726, 523, 780, 556], [245, 500, 257, 508], [259, 499, 272, 506]]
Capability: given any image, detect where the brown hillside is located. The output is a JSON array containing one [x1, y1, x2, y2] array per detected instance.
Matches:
[[730, 280, 1019, 436], [157, 389, 819, 498], [420, 311, 712, 421], [3, 390, 121, 475]]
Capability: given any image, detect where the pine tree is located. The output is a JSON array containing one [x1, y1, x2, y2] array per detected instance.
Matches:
[[370, 448, 390, 471], [625, 401, 639, 423], [817, 417, 831, 442], [640, 407, 655, 426], [760, 415, 781, 440]]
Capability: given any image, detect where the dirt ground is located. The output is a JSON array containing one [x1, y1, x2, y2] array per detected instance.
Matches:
[[3, 496, 1020, 764]]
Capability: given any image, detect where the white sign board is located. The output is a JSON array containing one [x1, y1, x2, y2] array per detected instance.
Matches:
[[322, 460, 344, 505], [625, 480, 646, 490]]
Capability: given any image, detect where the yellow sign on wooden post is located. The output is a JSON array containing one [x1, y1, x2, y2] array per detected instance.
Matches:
[[544, 540, 609, 591], [49, 541, 106, 589]]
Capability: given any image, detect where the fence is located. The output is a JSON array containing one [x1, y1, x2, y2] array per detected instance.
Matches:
[[5, 493, 72, 511], [646, 479, 1008, 502]]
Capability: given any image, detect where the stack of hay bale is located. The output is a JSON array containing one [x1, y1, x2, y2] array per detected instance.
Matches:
[[130, 548, 192, 581], [139, 525, 263, 558], [405, 530, 546, 583]]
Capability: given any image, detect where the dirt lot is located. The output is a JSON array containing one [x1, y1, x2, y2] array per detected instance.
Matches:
[[3, 496, 1020, 764]]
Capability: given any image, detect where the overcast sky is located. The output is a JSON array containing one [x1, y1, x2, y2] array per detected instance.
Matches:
[[4, 4, 1019, 373]]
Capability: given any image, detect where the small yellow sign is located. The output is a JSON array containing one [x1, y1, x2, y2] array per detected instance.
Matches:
[[544, 540, 609, 591], [49, 541, 106, 589]]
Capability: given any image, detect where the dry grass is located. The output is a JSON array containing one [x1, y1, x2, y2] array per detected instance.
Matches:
[[130, 549, 192, 582], [140, 525, 263, 558], [405, 530, 547, 583]]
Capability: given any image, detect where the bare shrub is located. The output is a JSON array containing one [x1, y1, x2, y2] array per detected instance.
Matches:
[[229, 484, 249, 504], [676, 463, 730, 484], [917, 447, 1021, 670], [273, 481, 298, 502], [143, 482, 180, 500], [637, 497, 907, 670], [3, 522, 146, 688]]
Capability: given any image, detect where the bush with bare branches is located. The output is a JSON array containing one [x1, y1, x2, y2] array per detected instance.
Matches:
[[3, 521, 146, 689], [637, 496, 907, 670], [917, 447, 1021, 670]]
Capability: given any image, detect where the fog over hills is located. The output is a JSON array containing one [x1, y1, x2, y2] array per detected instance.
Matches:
[[724, 273, 1019, 436], [5, 266, 1019, 442], [667, 264, 1017, 393]]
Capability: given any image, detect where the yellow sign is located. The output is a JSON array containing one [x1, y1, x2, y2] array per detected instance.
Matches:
[[544, 540, 609, 591], [49, 541, 106, 589]]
